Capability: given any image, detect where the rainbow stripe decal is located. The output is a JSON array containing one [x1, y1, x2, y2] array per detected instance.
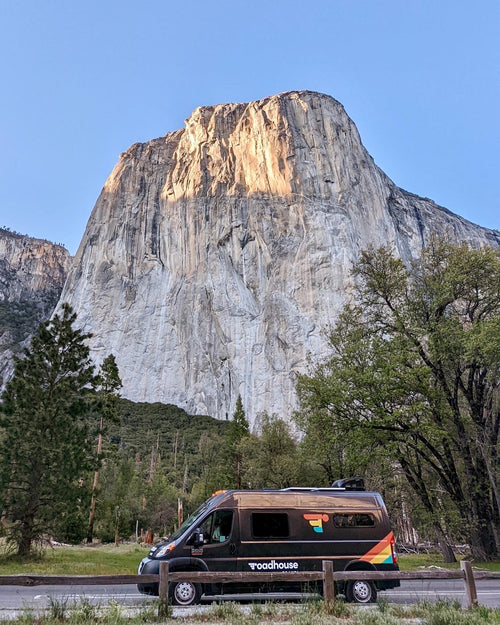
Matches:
[[360, 531, 395, 564], [303, 513, 330, 533]]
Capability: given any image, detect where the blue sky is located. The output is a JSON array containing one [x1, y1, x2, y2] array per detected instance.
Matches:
[[1, 0, 498, 254]]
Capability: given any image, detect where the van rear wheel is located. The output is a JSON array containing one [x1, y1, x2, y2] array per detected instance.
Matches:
[[169, 580, 202, 606], [346, 580, 377, 603]]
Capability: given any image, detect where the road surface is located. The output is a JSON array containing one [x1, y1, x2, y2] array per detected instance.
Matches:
[[0, 579, 499, 618]]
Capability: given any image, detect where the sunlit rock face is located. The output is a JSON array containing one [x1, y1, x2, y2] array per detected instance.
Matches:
[[58, 91, 500, 424], [0, 229, 71, 388]]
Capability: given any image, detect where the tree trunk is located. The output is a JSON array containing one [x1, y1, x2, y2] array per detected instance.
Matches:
[[114, 505, 120, 547], [87, 419, 103, 543], [86, 469, 99, 543], [18, 516, 34, 557], [468, 508, 498, 561], [466, 462, 499, 560], [434, 523, 456, 563]]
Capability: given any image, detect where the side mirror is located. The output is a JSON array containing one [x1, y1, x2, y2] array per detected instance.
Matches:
[[191, 530, 204, 548]]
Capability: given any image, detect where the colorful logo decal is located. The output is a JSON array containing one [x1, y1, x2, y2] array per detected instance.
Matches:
[[360, 531, 395, 565], [303, 513, 330, 533]]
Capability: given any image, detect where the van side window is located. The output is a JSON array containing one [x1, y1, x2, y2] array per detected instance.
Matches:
[[251, 512, 289, 538], [200, 510, 233, 544], [333, 513, 375, 527]]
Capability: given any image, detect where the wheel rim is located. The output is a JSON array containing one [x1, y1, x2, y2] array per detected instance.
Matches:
[[174, 581, 196, 605], [352, 580, 372, 602]]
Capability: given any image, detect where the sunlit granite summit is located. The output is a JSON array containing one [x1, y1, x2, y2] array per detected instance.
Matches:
[[57, 91, 499, 423]]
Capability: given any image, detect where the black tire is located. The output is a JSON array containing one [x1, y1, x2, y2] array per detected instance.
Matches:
[[345, 579, 377, 603], [169, 579, 202, 606], [137, 582, 158, 596]]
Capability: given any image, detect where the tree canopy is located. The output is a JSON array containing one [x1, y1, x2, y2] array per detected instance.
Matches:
[[296, 240, 500, 560], [0, 304, 98, 554]]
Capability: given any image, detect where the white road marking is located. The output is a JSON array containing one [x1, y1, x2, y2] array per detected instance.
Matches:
[[34, 593, 148, 600]]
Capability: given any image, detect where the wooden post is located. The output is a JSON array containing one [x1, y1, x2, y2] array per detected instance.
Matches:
[[322, 560, 335, 604], [158, 561, 170, 617], [460, 560, 478, 608]]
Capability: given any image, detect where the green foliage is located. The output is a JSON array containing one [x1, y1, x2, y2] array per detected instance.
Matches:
[[107, 399, 228, 461], [239, 413, 303, 489], [0, 293, 64, 354], [228, 395, 250, 442], [297, 240, 500, 560], [220, 394, 250, 488], [87, 354, 123, 543], [0, 304, 99, 555], [1, 600, 499, 625], [92, 399, 230, 541], [94, 457, 141, 543], [0, 300, 40, 349], [0, 542, 148, 574], [96, 354, 122, 425]]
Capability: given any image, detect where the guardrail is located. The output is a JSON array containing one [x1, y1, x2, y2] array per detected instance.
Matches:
[[1, 560, 499, 615]]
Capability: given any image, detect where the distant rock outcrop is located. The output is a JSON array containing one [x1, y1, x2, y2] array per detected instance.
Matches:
[[57, 91, 500, 423], [0, 229, 71, 388]]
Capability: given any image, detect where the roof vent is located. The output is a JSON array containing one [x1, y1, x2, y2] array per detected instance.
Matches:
[[331, 477, 365, 491]]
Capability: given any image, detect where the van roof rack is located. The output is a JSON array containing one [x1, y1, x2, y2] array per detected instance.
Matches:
[[331, 477, 365, 491], [281, 478, 366, 493]]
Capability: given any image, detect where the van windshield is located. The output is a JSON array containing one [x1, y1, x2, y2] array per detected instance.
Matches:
[[169, 498, 214, 541]]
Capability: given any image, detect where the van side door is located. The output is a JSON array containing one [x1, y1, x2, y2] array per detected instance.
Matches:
[[188, 508, 238, 572], [237, 509, 302, 573]]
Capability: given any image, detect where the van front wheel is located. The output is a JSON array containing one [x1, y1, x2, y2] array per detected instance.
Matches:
[[346, 580, 377, 603], [169, 580, 202, 606]]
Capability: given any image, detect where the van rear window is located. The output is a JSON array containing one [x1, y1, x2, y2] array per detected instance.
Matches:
[[333, 513, 375, 527], [251, 513, 289, 538]]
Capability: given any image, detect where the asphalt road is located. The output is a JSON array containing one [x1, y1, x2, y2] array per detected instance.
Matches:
[[0, 579, 499, 618]]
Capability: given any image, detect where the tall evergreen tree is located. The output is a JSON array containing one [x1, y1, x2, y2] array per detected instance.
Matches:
[[87, 354, 122, 543], [0, 304, 98, 555], [225, 395, 250, 488]]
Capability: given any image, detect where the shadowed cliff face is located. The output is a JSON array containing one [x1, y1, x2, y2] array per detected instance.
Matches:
[[0, 229, 71, 388], [57, 91, 500, 423]]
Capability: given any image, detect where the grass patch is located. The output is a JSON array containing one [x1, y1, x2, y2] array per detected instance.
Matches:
[[1, 542, 498, 576], [397, 553, 500, 572], [0, 542, 149, 575], [0, 601, 499, 625]]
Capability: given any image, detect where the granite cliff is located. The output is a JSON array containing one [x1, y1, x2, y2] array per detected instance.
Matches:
[[57, 91, 500, 423], [0, 229, 71, 388]]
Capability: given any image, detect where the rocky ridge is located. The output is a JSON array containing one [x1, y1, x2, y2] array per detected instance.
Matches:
[[0, 228, 71, 388], [57, 91, 500, 424]]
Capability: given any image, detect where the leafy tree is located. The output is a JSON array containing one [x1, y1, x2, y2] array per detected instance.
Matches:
[[0, 304, 98, 555], [240, 413, 301, 489], [295, 406, 379, 485], [143, 462, 178, 537], [94, 455, 143, 543], [190, 432, 226, 503], [297, 240, 500, 561]]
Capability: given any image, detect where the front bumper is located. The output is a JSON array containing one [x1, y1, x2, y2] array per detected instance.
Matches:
[[137, 557, 161, 595]]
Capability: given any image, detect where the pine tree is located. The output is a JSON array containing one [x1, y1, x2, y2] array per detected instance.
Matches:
[[0, 304, 98, 555], [225, 395, 250, 488], [87, 354, 122, 543]]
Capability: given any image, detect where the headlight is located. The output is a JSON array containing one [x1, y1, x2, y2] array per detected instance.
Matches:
[[150, 541, 175, 558]]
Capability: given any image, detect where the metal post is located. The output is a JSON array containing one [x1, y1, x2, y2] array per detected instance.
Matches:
[[460, 560, 478, 608], [322, 560, 335, 603]]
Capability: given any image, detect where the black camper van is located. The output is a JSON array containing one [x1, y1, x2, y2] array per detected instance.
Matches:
[[137, 485, 400, 605]]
